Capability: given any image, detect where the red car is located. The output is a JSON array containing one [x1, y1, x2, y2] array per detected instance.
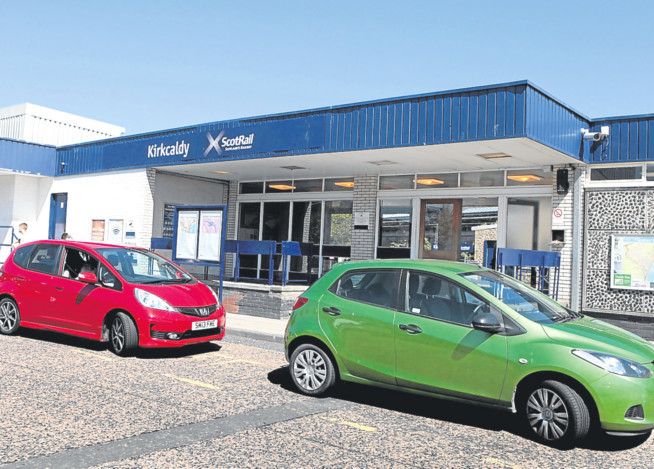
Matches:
[[0, 240, 225, 355]]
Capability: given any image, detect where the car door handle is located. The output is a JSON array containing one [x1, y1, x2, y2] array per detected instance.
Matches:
[[322, 307, 341, 316], [54, 287, 64, 291], [399, 324, 422, 334], [16, 276, 25, 280]]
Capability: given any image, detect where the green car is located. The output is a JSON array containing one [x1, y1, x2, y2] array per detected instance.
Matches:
[[284, 260, 654, 446]]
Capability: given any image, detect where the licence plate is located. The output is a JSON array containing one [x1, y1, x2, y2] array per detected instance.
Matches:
[[192, 319, 218, 331]]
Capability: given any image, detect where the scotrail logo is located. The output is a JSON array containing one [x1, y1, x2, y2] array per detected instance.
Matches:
[[204, 131, 255, 156]]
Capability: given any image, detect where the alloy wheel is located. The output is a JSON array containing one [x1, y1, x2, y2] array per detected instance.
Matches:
[[527, 388, 570, 441], [0, 301, 18, 332], [111, 318, 125, 353], [293, 349, 327, 391]]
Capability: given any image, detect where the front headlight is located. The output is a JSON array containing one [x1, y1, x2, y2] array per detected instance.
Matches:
[[572, 349, 652, 378], [209, 286, 221, 308], [134, 288, 176, 312]]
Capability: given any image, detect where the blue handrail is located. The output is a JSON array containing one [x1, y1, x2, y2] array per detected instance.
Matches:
[[496, 248, 561, 299]]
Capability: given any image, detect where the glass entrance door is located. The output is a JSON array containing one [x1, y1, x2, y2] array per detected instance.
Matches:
[[419, 199, 462, 260]]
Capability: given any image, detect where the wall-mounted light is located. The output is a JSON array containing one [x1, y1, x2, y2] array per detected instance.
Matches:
[[60, 162, 66, 174], [415, 178, 445, 186], [334, 181, 355, 188], [507, 174, 542, 183]]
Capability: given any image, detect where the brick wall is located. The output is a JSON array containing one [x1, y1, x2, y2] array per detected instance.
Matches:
[[551, 166, 577, 307], [224, 180, 238, 276], [351, 175, 377, 260], [221, 282, 307, 319]]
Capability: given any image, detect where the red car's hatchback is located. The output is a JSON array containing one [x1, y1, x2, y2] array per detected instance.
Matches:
[[0, 240, 225, 355]]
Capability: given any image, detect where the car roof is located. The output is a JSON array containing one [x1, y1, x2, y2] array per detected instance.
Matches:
[[20, 239, 142, 252], [334, 258, 485, 274]]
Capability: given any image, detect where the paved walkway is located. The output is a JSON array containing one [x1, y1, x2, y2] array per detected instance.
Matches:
[[226, 313, 288, 344]]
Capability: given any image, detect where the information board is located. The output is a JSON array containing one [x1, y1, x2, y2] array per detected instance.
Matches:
[[198, 210, 223, 262], [175, 211, 199, 260], [610, 235, 654, 291]]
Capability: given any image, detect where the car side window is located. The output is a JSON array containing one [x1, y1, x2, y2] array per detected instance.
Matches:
[[333, 270, 397, 309], [12, 245, 34, 268], [98, 263, 120, 290], [27, 245, 60, 274], [405, 271, 489, 327], [62, 248, 100, 280]]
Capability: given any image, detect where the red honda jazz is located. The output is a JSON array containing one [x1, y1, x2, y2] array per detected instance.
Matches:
[[0, 240, 226, 355]]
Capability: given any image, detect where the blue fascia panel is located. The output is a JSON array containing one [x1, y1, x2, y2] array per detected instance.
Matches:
[[0, 138, 56, 176], [586, 114, 654, 163], [53, 81, 610, 175]]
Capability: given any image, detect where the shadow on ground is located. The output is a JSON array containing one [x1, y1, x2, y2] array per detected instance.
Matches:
[[267, 366, 650, 452], [16, 328, 221, 359]]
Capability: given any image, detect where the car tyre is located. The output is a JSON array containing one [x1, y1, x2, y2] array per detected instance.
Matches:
[[289, 343, 336, 396], [521, 380, 590, 447], [0, 298, 20, 335], [109, 312, 138, 356]]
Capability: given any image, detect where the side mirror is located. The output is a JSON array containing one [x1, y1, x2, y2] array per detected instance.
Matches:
[[78, 272, 98, 284], [472, 313, 503, 333]]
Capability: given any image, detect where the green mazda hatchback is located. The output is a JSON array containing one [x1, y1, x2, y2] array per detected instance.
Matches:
[[284, 260, 654, 446]]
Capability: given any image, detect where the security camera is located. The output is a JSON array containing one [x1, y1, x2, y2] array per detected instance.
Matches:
[[581, 128, 609, 142]]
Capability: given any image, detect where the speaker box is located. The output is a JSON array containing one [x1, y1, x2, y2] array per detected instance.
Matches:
[[557, 169, 569, 195]]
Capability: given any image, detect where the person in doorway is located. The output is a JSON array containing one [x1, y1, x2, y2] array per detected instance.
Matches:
[[61, 232, 72, 240], [11, 223, 28, 250]]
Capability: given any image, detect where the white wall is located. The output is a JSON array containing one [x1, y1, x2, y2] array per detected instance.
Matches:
[[152, 172, 227, 237], [44, 169, 154, 248]]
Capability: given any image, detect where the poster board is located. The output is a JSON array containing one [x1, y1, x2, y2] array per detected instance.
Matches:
[[172, 205, 226, 267], [91, 220, 105, 241], [198, 210, 223, 262], [610, 235, 654, 291], [107, 219, 124, 244]]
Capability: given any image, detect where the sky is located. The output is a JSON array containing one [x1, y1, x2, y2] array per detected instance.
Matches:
[[1, 0, 653, 136]]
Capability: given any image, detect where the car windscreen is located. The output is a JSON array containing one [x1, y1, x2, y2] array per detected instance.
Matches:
[[460, 270, 580, 324], [96, 248, 194, 285]]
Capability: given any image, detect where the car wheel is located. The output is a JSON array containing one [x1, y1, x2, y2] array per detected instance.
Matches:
[[522, 380, 590, 446], [0, 298, 20, 335], [109, 312, 138, 356], [289, 343, 336, 396]]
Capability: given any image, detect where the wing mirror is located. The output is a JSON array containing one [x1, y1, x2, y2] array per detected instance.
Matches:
[[78, 272, 98, 284], [472, 313, 503, 333]]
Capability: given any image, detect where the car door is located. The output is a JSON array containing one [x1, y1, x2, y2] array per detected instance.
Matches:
[[394, 270, 508, 404], [21, 244, 63, 326], [318, 268, 400, 385]]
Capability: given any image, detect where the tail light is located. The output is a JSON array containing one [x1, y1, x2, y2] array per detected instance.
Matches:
[[293, 297, 309, 310]]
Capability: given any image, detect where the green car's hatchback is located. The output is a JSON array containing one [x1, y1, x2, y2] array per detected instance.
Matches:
[[285, 260, 654, 446]]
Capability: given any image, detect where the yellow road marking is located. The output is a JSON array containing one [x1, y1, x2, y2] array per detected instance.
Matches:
[[163, 373, 219, 390], [207, 358, 262, 366], [318, 416, 377, 432], [72, 350, 113, 361], [485, 457, 524, 469]]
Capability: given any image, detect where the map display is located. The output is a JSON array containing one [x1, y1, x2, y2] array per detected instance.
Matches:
[[197, 211, 223, 262], [610, 235, 654, 291]]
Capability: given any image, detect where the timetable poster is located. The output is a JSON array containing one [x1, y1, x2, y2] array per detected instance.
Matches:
[[197, 210, 223, 262]]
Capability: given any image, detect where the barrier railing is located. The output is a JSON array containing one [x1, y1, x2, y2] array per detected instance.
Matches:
[[496, 248, 561, 300], [0, 226, 18, 267]]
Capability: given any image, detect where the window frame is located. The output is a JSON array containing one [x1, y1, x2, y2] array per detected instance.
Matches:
[[25, 244, 62, 275]]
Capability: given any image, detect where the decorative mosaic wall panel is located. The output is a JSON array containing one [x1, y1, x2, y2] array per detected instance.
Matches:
[[583, 188, 654, 315]]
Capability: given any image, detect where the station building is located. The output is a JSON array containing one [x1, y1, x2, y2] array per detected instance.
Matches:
[[1, 81, 653, 337]]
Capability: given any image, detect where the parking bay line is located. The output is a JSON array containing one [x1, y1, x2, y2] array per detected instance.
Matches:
[[318, 415, 377, 432], [163, 373, 219, 390], [2, 398, 348, 468], [71, 350, 114, 361]]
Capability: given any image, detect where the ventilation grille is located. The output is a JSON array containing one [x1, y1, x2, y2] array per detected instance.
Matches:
[[625, 405, 644, 420]]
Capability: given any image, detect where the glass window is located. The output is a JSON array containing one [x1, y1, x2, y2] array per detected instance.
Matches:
[[98, 264, 120, 289], [323, 201, 352, 245], [378, 199, 412, 249], [27, 244, 60, 274], [325, 178, 354, 191], [262, 202, 290, 242], [506, 169, 553, 186], [379, 175, 414, 190], [405, 271, 489, 326], [415, 173, 458, 189], [266, 180, 294, 193], [507, 197, 551, 251], [590, 167, 643, 181], [238, 203, 260, 241], [291, 202, 321, 244], [461, 198, 498, 264], [239, 182, 264, 194], [62, 248, 99, 279], [647, 164, 654, 182], [12, 245, 34, 269], [293, 179, 323, 192], [333, 269, 397, 309], [460, 171, 504, 188]]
